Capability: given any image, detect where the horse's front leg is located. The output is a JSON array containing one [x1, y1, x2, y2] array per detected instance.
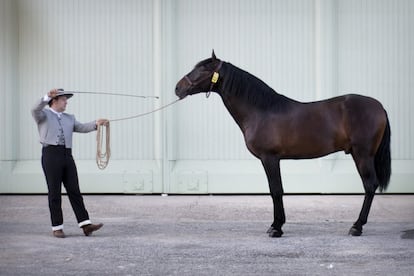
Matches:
[[261, 155, 285, 238]]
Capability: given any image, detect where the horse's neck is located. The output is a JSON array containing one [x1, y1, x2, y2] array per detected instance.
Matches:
[[217, 64, 298, 125], [218, 89, 259, 133], [217, 64, 265, 129], [222, 95, 250, 123]]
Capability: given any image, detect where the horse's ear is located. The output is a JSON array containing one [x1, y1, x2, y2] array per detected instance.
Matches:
[[212, 50, 216, 61]]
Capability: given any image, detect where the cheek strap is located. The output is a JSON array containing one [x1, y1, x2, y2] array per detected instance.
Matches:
[[207, 61, 223, 98]]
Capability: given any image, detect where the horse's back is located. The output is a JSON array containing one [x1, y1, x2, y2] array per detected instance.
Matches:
[[342, 94, 384, 111], [275, 93, 386, 158]]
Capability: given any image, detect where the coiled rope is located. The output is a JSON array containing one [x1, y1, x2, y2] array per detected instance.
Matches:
[[96, 123, 111, 169], [95, 99, 180, 169]]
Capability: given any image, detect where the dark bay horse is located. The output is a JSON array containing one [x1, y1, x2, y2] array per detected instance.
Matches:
[[175, 51, 391, 238]]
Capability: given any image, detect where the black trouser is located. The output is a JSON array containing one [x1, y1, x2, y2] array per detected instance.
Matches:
[[41, 145, 89, 227]]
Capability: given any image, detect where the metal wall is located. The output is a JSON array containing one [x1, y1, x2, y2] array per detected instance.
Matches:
[[0, 0, 19, 193], [1, 0, 413, 193]]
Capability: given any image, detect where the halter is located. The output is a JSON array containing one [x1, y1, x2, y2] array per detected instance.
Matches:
[[184, 60, 223, 98]]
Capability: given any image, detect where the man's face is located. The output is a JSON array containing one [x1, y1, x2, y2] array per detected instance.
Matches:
[[52, 96, 68, 112]]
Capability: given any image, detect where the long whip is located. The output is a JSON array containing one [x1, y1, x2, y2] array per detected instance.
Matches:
[[65, 90, 159, 99]]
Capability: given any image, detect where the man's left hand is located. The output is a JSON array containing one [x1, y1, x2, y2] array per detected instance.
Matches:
[[96, 119, 109, 127]]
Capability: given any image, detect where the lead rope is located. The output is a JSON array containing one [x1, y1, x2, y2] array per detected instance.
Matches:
[[95, 99, 180, 170]]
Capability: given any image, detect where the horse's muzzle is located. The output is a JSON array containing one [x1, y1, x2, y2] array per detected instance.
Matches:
[[175, 78, 190, 99]]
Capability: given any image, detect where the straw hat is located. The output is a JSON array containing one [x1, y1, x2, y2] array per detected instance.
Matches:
[[48, 89, 73, 103]]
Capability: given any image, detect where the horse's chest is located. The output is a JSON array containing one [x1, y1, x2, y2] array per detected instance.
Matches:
[[242, 118, 287, 156]]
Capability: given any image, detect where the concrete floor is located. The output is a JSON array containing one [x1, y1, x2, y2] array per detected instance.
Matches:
[[0, 195, 413, 275]]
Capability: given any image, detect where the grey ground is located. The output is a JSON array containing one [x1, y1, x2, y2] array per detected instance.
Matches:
[[0, 195, 413, 275]]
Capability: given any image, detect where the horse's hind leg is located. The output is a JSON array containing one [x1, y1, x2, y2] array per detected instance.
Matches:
[[349, 153, 379, 236]]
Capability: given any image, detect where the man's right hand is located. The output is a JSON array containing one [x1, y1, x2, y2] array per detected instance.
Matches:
[[47, 88, 58, 98]]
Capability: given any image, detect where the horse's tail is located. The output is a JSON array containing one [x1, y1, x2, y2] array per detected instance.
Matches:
[[375, 111, 391, 192]]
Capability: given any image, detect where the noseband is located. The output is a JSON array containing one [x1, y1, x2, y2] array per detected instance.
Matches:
[[184, 60, 223, 98]]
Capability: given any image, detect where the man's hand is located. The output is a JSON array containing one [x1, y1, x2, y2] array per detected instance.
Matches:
[[96, 119, 109, 127], [47, 88, 59, 98]]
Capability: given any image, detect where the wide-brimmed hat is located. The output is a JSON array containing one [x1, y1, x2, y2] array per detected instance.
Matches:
[[48, 89, 73, 104]]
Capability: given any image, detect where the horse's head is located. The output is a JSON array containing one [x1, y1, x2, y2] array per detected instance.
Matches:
[[175, 50, 223, 99]]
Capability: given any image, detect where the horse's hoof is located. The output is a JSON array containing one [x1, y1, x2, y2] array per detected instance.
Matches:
[[268, 227, 283, 238], [349, 226, 362, 236]]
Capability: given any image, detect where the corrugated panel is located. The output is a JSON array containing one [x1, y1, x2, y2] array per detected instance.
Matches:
[[3, 0, 413, 193], [337, 0, 414, 159], [19, 0, 156, 160], [173, 0, 316, 160], [0, 0, 18, 161]]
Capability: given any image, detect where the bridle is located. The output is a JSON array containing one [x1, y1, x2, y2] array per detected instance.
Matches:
[[183, 60, 223, 98]]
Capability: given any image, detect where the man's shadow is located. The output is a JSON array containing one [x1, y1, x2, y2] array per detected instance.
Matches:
[[401, 229, 414, 239]]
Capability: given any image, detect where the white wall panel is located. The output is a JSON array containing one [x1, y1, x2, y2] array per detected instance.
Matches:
[[169, 0, 414, 193], [1, 0, 413, 193], [0, 0, 18, 163], [173, 0, 316, 160], [0, 0, 19, 193], [337, 0, 414, 159], [19, 0, 156, 160]]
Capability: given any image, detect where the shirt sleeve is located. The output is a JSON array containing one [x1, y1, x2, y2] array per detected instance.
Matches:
[[31, 96, 50, 124], [73, 116, 97, 133], [43, 94, 51, 102]]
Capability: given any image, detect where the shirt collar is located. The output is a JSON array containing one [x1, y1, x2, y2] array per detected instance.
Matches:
[[49, 108, 63, 118]]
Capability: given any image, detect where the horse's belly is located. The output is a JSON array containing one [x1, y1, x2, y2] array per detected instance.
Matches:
[[281, 148, 340, 159], [275, 133, 348, 159], [245, 134, 343, 160], [243, 108, 350, 160]]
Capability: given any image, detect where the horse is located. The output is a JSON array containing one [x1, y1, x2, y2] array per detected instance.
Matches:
[[175, 51, 391, 238]]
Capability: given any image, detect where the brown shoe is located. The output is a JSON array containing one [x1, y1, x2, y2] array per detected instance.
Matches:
[[53, 229, 65, 238], [82, 223, 103, 236]]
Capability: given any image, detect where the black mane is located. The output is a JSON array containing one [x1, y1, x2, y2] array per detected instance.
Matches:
[[221, 62, 296, 111]]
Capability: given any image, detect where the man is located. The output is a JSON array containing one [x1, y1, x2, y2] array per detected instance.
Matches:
[[31, 88, 109, 238]]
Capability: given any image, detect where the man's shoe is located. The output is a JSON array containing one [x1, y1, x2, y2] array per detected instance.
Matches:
[[53, 229, 65, 238], [82, 223, 103, 236]]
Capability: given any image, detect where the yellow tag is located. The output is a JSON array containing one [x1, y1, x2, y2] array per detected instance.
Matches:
[[211, 72, 219, 83]]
